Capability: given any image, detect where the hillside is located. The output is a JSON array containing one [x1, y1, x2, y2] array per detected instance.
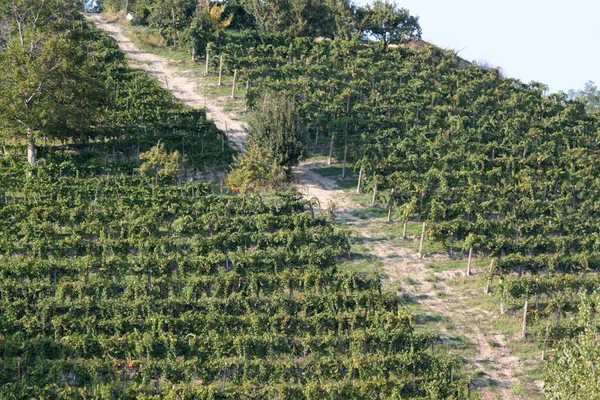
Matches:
[[1, 1, 600, 399]]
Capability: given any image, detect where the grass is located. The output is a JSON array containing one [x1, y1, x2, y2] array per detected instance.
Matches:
[[311, 164, 359, 190], [426, 257, 489, 273]]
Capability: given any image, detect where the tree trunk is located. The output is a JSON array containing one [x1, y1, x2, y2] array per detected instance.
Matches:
[[418, 222, 426, 259], [27, 139, 36, 166], [356, 164, 363, 194], [171, 7, 177, 47], [466, 247, 473, 276], [314, 126, 320, 148], [328, 135, 334, 165], [231, 69, 237, 99], [341, 144, 348, 179], [541, 327, 548, 361], [521, 299, 528, 339], [218, 55, 223, 86], [402, 220, 408, 239]]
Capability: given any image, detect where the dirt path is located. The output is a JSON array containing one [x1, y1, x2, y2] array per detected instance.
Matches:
[[295, 160, 526, 400], [86, 14, 247, 149]]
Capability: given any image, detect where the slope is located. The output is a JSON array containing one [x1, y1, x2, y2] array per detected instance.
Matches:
[[85, 14, 247, 149]]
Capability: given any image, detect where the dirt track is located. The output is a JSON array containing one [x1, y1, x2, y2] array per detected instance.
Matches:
[[295, 160, 528, 400], [86, 14, 247, 149]]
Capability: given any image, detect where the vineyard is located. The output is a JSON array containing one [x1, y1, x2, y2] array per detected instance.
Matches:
[[1, 0, 599, 398], [202, 28, 600, 364], [0, 155, 469, 398]]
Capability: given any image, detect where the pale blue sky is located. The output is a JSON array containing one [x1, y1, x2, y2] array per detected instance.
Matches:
[[369, 0, 599, 93]]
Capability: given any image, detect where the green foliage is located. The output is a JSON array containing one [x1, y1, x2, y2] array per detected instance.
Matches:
[[0, 155, 467, 398], [181, 2, 233, 58], [247, 93, 306, 178], [568, 80, 600, 115], [1, 2, 233, 168], [0, 0, 102, 160], [139, 141, 183, 181], [364, 0, 421, 46], [545, 295, 600, 399], [147, 0, 196, 47], [242, 0, 338, 38], [227, 143, 288, 195]]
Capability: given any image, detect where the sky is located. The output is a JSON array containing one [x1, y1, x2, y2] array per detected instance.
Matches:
[[368, 0, 600, 94]]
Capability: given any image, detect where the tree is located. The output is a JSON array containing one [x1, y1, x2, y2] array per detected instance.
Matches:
[[147, 0, 196, 47], [246, 93, 306, 179], [568, 81, 600, 115], [227, 143, 287, 196], [0, 0, 101, 165], [242, 0, 339, 38], [181, 2, 233, 60], [139, 141, 183, 182], [363, 0, 421, 47]]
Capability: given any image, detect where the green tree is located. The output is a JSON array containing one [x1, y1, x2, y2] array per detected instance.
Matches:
[[227, 143, 287, 196], [568, 81, 600, 115], [147, 0, 196, 47], [181, 2, 233, 60], [363, 0, 421, 47], [0, 0, 101, 165], [246, 93, 306, 179]]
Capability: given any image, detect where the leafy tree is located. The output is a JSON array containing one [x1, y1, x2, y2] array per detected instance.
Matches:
[[0, 0, 102, 165], [363, 0, 421, 47], [227, 143, 287, 196], [139, 141, 183, 181], [242, 0, 340, 38], [147, 0, 196, 47], [246, 93, 306, 178], [181, 2, 233, 60], [568, 81, 600, 115]]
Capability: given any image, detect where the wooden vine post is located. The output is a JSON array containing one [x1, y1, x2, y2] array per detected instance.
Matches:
[[218, 54, 224, 86], [500, 276, 505, 315], [371, 182, 378, 207], [521, 299, 528, 339], [231, 69, 238, 99], [484, 258, 494, 295], [466, 247, 473, 276], [387, 188, 396, 223], [418, 222, 426, 259], [328, 134, 334, 165], [341, 143, 348, 179], [205, 45, 210, 74], [356, 163, 363, 194]]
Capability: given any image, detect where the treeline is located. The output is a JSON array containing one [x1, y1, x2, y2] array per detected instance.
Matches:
[[100, 0, 421, 56]]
